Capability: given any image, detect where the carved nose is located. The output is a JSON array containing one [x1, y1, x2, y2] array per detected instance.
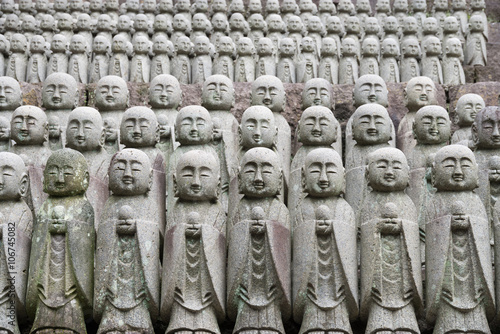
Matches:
[[133, 123, 141, 134], [58, 171, 65, 183], [21, 118, 28, 131], [493, 126, 500, 137], [124, 163, 132, 177], [254, 168, 263, 183]]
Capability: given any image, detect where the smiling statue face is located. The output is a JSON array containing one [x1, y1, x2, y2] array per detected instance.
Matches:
[[303, 148, 343, 197], [149, 75, 181, 109], [0, 77, 21, 111], [433, 145, 478, 191], [202, 75, 235, 111], [109, 149, 151, 195], [11, 106, 47, 145], [405, 76, 437, 112], [352, 104, 392, 145], [240, 106, 276, 149], [414, 106, 451, 145], [298, 106, 338, 146], [473, 106, 500, 149], [353, 75, 389, 108], [43, 149, 89, 196], [175, 106, 213, 145], [66, 107, 103, 152], [43, 73, 78, 110], [120, 107, 157, 148], [0, 152, 27, 200], [239, 147, 281, 198], [456, 94, 485, 126], [251, 76, 285, 113], [302, 78, 334, 109], [95, 76, 129, 111], [367, 147, 409, 192], [175, 150, 219, 201]]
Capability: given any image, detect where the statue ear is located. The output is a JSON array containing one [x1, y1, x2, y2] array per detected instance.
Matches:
[[83, 171, 90, 191], [173, 174, 179, 197], [99, 127, 106, 147], [19, 173, 28, 198]]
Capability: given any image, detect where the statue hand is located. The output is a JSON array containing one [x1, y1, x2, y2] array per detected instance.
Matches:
[[315, 219, 332, 235], [49, 218, 67, 234], [250, 219, 266, 235], [116, 219, 137, 235], [442, 289, 453, 303]]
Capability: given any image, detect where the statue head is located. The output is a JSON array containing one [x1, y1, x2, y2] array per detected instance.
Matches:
[[95, 75, 129, 111], [423, 36, 442, 56], [93, 35, 110, 54], [112, 35, 129, 53], [381, 37, 399, 57], [364, 17, 380, 34], [470, 0, 485, 10], [89, 0, 102, 11], [432, 145, 478, 191], [48, 115, 62, 140], [69, 34, 87, 54], [445, 37, 463, 57], [173, 13, 190, 32], [175, 106, 213, 145], [345, 16, 361, 34], [18, 0, 33, 11], [302, 78, 335, 109], [193, 0, 209, 13], [279, 38, 296, 57], [404, 76, 437, 112], [133, 35, 150, 54], [0, 152, 28, 200], [353, 75, 389, 108], [175, 150, 220, 201], [236, 37, 254, 56], [340, 37, 357, 56], [455, 93, 485, 127], [153, 14, 170, 32], [303, 148, 344, 197], [267, 14, 285, 32], [211, 0, 227, 12], [282, 0, 298, 13], [10, 34, 27, 53], [120, 107, 158, 148], [211, 12, 228, 31], [239, 147, 282, 198], [240, 106, 277, 149], [69, 0, 83, 11], [248, 13, 266, 31], [57, 13, 74, 30], [157, 114, 170, 139], [4, 14, 19, 31], [320, 37, 337, 57], [76, 13, 91, 31], [23, 15, 37, 32], [96, 14, 112, 32], [287, 15, 303, 32], [375, 0, 391, 12], [307, 15, 323, 33], [251, 75, 286, 113], [228, 0, 244, 13], [229, 12, 246, 30], [412, 0, 426, 11], [0, 116, 10, 141], [149, 74, 181, 110], [0, 36, 8, 55], [402, 16, 418, 34], [366, 147, 409, 192], [443, 16, 459, 33], [299, 0, 317, 13], [193, 35, 211, 55], [66, 107, 104, 152], [174, 0, 190, 12], [133, 14, 149, 31], [103, 117, 118, 142], [326, 16, 343, 34], [452, 0, 467, 10], [0, 76, 21, 111], [413, 106, 451, 145], [384, 16, 399, 33], [361, 37, 380, 57], [401, 37, 421, 57], [43, 148, 89, 196], [109, 148, 152, 196], [158, 0, 173, 12], [202, 75, 235, 111], [266, 0, 280, 14], [11, 106, 47, 145], [469, 15, 485, 32], [36, 0, 49, 11], [175, 36, 193, 55], [257, 37, 274, 56], [216, 36, 235, 55], [53, 0, 67, 11], [352, 104, 392, 145], [51, 34, 69, 53], [153, 35, 173, 55], [434, 0, 449, 10], [298, 106, 338, 146], [472, 106, 500, 149], [192, 13, 209, 31], [423, 17, 439, 34], [1, 0, 15, 13], [105, 0, 119, 10], [117, 15, 132, 31], [247, 0, 263, 14], [142, 0, 156, 12], [488, 155, 500, 183], [356, 0, 371, 12]]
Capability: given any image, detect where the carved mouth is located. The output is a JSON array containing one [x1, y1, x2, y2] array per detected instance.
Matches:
[[311, 130, 322, 137], [318, 181, 329, 189], [253, 181, 265, 189], [367, 129, 378, 136], [122, 176, 133, 184], [453, 175, 464, 181], [428, 130, 439, 136], [368, 96, 377, 102], [190, 185, 201, 193], [419, 95, 428, 101], [105, 97, 115, 103]]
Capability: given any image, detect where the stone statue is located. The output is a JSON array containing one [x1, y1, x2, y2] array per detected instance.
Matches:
[[192, 0, 209, 15], [57, 13, 74, 44], [68, 34, 89, 84], [411, 0, 427, 28], [234, 37, 256, 83], [397, 76, 438, 155], [451, 93, 485, 144], [306, 16, 325, 58], [172, 36, 192, 85], [26, 36, 47, 84], [0, 152, 32, 333], [156, 115, 171, 159], [286, 15, 305, 58], [343, 16, 362, 57], [248, 14, 267, 48], [210, 0, 227, 17], [210, 13, 229, 47], [400, 38, 421, 82], [355, 0, 372, 27], [151, 36, 173, 80], [109, 35, 131, 82], [103, 117, 120, 156], [69, 0, 84, 19], [443, 38, 466, 85], [363, 17, 382, 48], [265, 0, 280, 16], [47, 34, 69, 76], [425, 145, 494, 333], [130, 36, 151, 84], [94, 149, 160, 333], [299, 0, 317, 24], [383, 16, 400, 41], [48, 116, 63, 151], [297, 37, 318, 83], [89, 0, 102, 19], [6, 33, 28, 82], [152, 15, 172, 42], [337, 0, 355, 23], [65, 107, 110, 225], [229, 13, 248, 44], [432, 0, 449, 29], [3, 14, 20, 42], [277, 38, 297, 84], [360, 37, 380, 77], [227, 147, 291, 334], [339, 37, 359, 85], [75, 14, 94, 51], [422, 17, 442, 44], [22, 16, 37, 42], [380, 38, 400, 83], [213, 36, 235, 80], [318, 37, 339, 84], [421, 37, 443, 84], [0, 76, 21, 121], [470, 0, 488, 39], [191, 13, 211, 43], [345, 104, 393, 212], [95, 75, 129, 125], [0, 117, 10, 152], [104, 0, 120, 22], [256, 38, 276, 78], [149, 74, 182, 142], [89, 36, 111, 84], [359, 148, 423, 333], [375, 0, 391, 24], [171, 14, 191, 47], [266, 14, 286, 58], [465, 15, 488, 67], [238, 106, 277, 157], [0, 36, 9, 77], [443, 16, 465, 50], [400, 17, 419, 44], [281, 0, 300, 24], [116, 15, 133, 43], [161, 150, 226, 334], [191, 36, 213, 84], [132, 14, 151, 41], [293, 148, 358, 334], [26, 149, 95, 334], [251, 76, 291, 194], [174, 0, 191, 23]]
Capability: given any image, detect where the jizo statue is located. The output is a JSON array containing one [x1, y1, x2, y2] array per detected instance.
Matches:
[[400, 16, 419, 44], [293, 148, 358, 334], [465, 15, 488, 67], [256, 38, 276, 78], [89, 36, 110, 84], [109, 35, 131, 82], [172, 36, 192, 85], [191, 36, 213, 84], [26, 149, 95, 334], [443, 38, 466, 86], [149, 74, 182, 143], [380, 38, 400, 83], [213, 36, 235, 81], [277, 38, 297, 84], [151, 36, 173, 80], [451, 93, 485, 144], [26, 36, 47, 84], [130, 36, 151, 84], [234, 37, 256, 83], [400, 38, 421, 83], [68, 34, 89, 84], [359, 37, 380, 77], [6, 34, 28, 82], [48, 34, 70, 76], [421, 37, 443, 84], [0, 76, 21, 121], [48, 116, 63, 151], [339, 37, 359, 85], [95, 75, 130, 125]]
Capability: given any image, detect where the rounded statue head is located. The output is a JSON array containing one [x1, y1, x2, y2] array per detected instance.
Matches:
[[384, 16, 399, 33], [192, 13, 209, 31], [423, 17, 438, 33], [393, 0, 409, 11], [95, 76, 129, 111], [109, 148, 152, 196], [376, 0, 391, 12], [142, 0, 156, 12], [445, 38, 463, 57], [353, 75, 389, 108], [401, 38, 421, 57], [364, 17, 380, 34], [472, 106, 500, 149], [356, 0, 371, 12], [423, 36, 442, 56], [193, 0, 209, 12], [469, 15, 485, 32], [96, 14, 112, 31], [287, 15, 303, 32], [248, 14, 265, 31], [228, 0, 244, 13], [298, 106, 338, 146], [0, 152, 28, 200], [43, 73, 78, 111], [321, 37, 337, 56], [366, 147, 409, 192], [175, 106, 213, 145], [175, 149, 220, 201], [11, 106, 47, 145], [120, 107, 158, 148], [443, 16, 459, 33], [362, 37, 380, 57], [341, 37, 357, 56], [76, 14, 92, 31], [0, 116, 10, 141], [402, 16, 418, 33], [158, 0, 173, 12], [404, 76, 438, 112], [58, 13, 74, 30], [381, 38, 399, 57], [303, 148, 344, 197], [217, 36, 235, 55], [193, 35, 211, 55], [149, 74, 181, 110], [455, 93, 485, 127], [251, 76, 286, 113], [412, 0, 426, 11], [247, 0, 263, 14], [267, 14, 284, 32], [257, 37, 274, 56], [0, 77, 21, 111], [93, 35, 110, 54], [352, 104, 392, 145], [23, 15, 37, 32], [240, 106, 277, 149], [19, 0, 33, 11], [66, 107, 104, 152], [211, 12, 228, 31], [175, 36, 192, 54], [43, 148, 89, 196], [36, 0, 49, 11], [1, 0, 15, 13], [345, 16, 361, 34], [307, 15, 323, 33], [202, 75, 235, 111], [105, 0, 119, 10], [53, 0, 67, 11], [103, 117, 118, 142], [302, 78, 335, 109], [0, 36, 9, 55], [69, 34, 87, 53], [266, 0, 280, 14], [279, 38, 296, 57], [282, 0, 298, 13], [51, 34, 69, 53], [10, 34, 27, 53], [413, 106, 451, 145], [40, 15, 55, 31], [153, 14, 169, 32], [239, 147, 282, 198], [236, 37, 254, 56], [157, 115, 170, 139], [134, 14, 149, 31], [432, 145, 478, 191], [117, 15, 132, 31], [471, 0, 486, 10], [153, 35, 172, 54], [4, 14, 19, 31]]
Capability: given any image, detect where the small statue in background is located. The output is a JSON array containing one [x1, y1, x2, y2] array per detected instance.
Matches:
[[26, 36, 47, 84], [191, 13, 211, 43], [337, 0, 354, 23], [130, 36, 151, 84], [465, 15, 488, 67], [277, 38, 297, 83], [411, 0, 427, 28], [48, 116, 63, 151], [95, 14, 114, 46], [94, 75, 130, 132], [299, 0, 318, 24], [422, 17, 441, 44], [470, 0, 488, 39], [132, 14, 151, 42], [325, 16, 343, 59], [68, 34, 89, 84], [152, 15, 172, 42], [266, 14, 286, 56], [363, 18, 382, 48], [171, 14, 191, 47], [374, 0, 391, 25], [248, 14, 267, 48], [443, 16, 465, 49], [109, 35, 131, 82], [286, 15, 305, 58], [339, 37, 359, 85], [234, 37, 256, 83], [451, 93, 485, 144], [306, 16, 325, 58], [229, 13, 248, 44], [400, 38, 421, 82], [21, 15, 38, 42], [360, 37, 380, 77], [421, 37, 443, 84], [297, 37, 318, 83], [400, 16, 419, 44], [383, 16, 400, 41], [443, 37, 466, 85], [57, 13, 74, 43], [0, 36, 10, 77], [3, 14, 20, 42], [75, 14, 94, 51], [432, 0, 449, 29], [355, 0, 372, 26], [191, 36, 213, 84], [265, 0, 280, 16], [213, 36, 235, 81], [89, 36, 111, 84], [210, 13, 229, 47], [6, 34, 28, 82], [151, 36, 173, 80], [319, 37, 339, 84], [281, 0, 299, 24], [344, 16, 362, 57], [48, 35, 69, 76], [102, 118, 120, 156], [380, 38, 400, 83], [171, 36, 192, 85], [256, 37, 276, 78], [115, 15, 133, 43]]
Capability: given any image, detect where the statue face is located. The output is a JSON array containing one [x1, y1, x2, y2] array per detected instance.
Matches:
[[126, 0, 139, 11], [248, 14, 265, 30], [444, 17, 459, 32], [176, 36, 192, 53], [133, 36, 149, 53], [393, 0, 408, 11], [97, 15, 112, 30], [36, 0, 49, 11], [95, 77, 128, 111], [489, 156, 500, 183], [367, 149, 409, 192], [471, 0, 485, 9], [341, 38, 356, 55], [0, 153, 26, 200], [352, 106, 392, 145], [212, 13, 228, 30], [267, 15, 283, 31], [70, 36, 86, 53], [346, 17, 360, 33], [23, 16, 36, 31], [412, 0, 426, 11], [153, 36, 170, 53], [424, 18, 438, 33], [251, 76, 285, 113], [445, 38, 462, 56], [414, 106, 450, 144], [66, 108, 103, 151], [279, 38, 296, 56], [202, 75, 234, 111], [326, 16, 342, 32], [381, 38, 398, 56], [11, 106, 47, 145], [54, 0, 67, 10], [237, 38, 253, 55], [433, 146, 478, 191], [384, 17, 399, 32], [194, 0, 208, 11], [474, 107, 500, 149], [302, 79, 332, 108], [0, 78, 21, 110], [365, 18, 380, 33], [103, 118, 118, 142], [230, 13, 245, 30], [266, 0, 280, 12], [469, 16, 484, 31], [93, 37, 109, 53], [456, 94, 484, 126], [403, 17, 417, 32], [194, 36, 210, 54], [173, 14, 188, 30], [248, 0, 262, 12], [106, 0, 119, 10], [43, 75, 77, 110], [153, 15, 168, 30], [109, 149, 151, 195], [158, 0, 173, 11], [19, 0, 32, 11], [112, 36, 127, 52], [298, 107, 337, 145], [304, 149, 343, 197], [405, 77, 437, 111], [76, 14, 91, 30], [58, 14, 73, 30], [353, 76, 388, 107], [41, 14, 55, 29], [176, 107, 213, 145], [240, 148, 281, 197], [157, 115, 169, 138], [434, 0, 448, 9], [142, 0, 156, 11], [362, 38, 379, 56], [218, 37, 234, 54], [121, 108, 157, 147], [257, 38, 273, 55], [356, 0, 371, 11], [321, 38, 336, 55], [134, 15, 148, 31], [44, 150, 89, 196], [0, 117, 10, 141], [5, 14, 18, 30], [287, 16, 302, 31], [10, 34, 27, 53], [302, 37, 315, 52], [117, 15, 132, 30], [308, 16, 322, 32], [192, 14, 207, 30], [89, 0, 102, 11], [69, 0, 83, 10], [376, 0, 390, 11], [176, 151, 219, 201], [402, 38, 420, 56], [282, 0, 297, 12], [149, 75, 181, 109], [241, 107, 276, 148]]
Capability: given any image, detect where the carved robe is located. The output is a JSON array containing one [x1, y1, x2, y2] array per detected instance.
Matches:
[[234, 56, 255, 82], [443, 55, 465, 85], [380, 57, 400, 83], [319, 56, 339, 84], [277, 57, 296, 83], [339, 56, 358, 85], [130, 54, 151, 83], [89, 54, 110, 84], [421, 56, 443, 84], [151, 54, 171, 80], [68, 53, 89, 84], [227, 197, 291, 334], [191, 55, 212, 84], [109, 53, 130, 81], [465, 31, 487, 66], [255, 56, 276, 78], [171, 54, 191, 84], [213, 55, 234, 81], [451, 127, 471, 144], [6, 53, 27, 82], [359, 56, 379, 77], [26, 195, 95, 333], [297, 52, 318, 83], [400, 57, 420, 82], [293, 197, 358, 334], [47, 53, 69, 76], [26, 53, 47, 84]]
